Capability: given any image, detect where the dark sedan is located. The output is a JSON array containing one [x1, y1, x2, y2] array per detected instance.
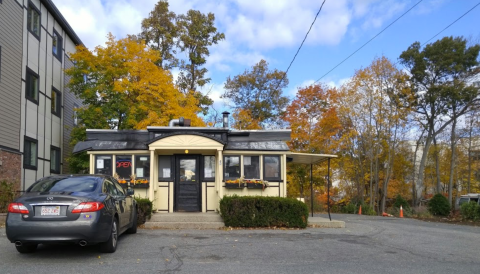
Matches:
[[6, 174, 137, 253]]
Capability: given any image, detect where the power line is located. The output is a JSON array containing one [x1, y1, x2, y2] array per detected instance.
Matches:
[[420, 1, 480, 47], [275, 0, 327, 90], [314, 0, 424, 84]]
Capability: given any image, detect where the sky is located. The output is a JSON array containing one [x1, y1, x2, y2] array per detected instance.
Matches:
[[53, 0, 480, 112]]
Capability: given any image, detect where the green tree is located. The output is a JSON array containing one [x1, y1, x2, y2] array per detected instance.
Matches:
[[399, 36, 480, 206], [222, 59, 290, 128], [140, 0, 179, 70], [176, 9, 225, 114]]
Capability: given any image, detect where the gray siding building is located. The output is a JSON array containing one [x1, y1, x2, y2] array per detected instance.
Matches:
[[0, 0, 83, 190]]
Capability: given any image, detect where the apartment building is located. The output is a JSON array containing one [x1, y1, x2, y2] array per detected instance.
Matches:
[[0, 0, 83, 190]]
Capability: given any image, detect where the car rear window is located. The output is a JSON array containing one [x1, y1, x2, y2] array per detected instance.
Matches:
[[29, 177, 100, 193]]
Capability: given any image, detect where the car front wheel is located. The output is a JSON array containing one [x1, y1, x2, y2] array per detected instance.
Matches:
[[99, 218, 118, 253]]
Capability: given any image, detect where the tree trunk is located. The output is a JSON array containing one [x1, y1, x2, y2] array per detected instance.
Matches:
[[433, 136, 441, 193], [416, 128, 433, 206], [448, 117, 457, 205]]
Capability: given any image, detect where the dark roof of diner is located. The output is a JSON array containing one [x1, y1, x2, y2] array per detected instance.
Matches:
[[72, 128, 291, 153]]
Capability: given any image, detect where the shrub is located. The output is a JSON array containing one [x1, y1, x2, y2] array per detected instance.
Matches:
[[0, 180, 17, 213], [427, 194, 450, 216], [135, 197, 153, 225], [460, 201, 480, 221], [219, 195, 308, 228], [359, 203, 376, 216], [342, 203, 356, 214], [393, 194, 410, 211]]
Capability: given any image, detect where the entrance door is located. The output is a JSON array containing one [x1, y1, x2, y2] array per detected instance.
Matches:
[[175, 155, 200, 212]]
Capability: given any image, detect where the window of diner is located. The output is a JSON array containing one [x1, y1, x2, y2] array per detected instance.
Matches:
[[135, 155, 150, 179], [224, 156, 240, 179], [243, 156, 259, 179], [203, 156, 215, 181], [115, 156, 132, 180], [95, 155, 112, 175], [158, 155, 172, 181], [263, 155, 281, 181]]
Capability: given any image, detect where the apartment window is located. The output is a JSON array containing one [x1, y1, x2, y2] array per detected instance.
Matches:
[[27, 2, 41, 39], [224, 156, 240, 179], [26, 68, 39, 103], [95, 155, 112, 175], [116, 156, 132, 180], [203, 156, 215, 181], [158, 155, 172, 181], [51, 87, 61, 117], [73, 103, 79, 125], [24, 137, 37, 170], [135, 155, 150, 179], [243, 156, 260, 179], [264, 155, 281, 181], [50, 146, 61, 173], [52, 30, 63, 62]]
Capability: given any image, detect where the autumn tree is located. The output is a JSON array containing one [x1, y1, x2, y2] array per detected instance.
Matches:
[[399, 36, 480, 205], [66, 34, 203, 172], [336, 57, 411, 213], [283, 84, 342, 200], [223, 59, 290, 128]]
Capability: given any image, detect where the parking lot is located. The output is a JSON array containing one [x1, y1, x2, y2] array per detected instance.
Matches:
[[1, 214, 479, 274]]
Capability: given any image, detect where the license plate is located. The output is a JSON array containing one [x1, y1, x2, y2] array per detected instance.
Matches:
[[41, 206, 60, 216]]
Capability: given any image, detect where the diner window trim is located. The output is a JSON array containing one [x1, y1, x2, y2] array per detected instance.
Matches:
[[94, 155, 113, 176], [202, 155, 216, 182], [134, 155, 150, 179], [263, 155, 282, 181], [158, 155, 173, 181], [223, 155, 241, 180]]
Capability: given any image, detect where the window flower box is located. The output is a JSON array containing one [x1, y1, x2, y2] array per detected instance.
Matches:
[[225, 179, 245, 189], [245, 179, 268, 190]]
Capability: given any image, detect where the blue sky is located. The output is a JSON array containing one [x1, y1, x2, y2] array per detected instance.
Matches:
[[53, 0, 480, 111]]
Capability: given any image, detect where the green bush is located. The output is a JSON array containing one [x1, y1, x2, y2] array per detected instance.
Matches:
[[219, 195, 308, 228], [135, 197, 153, 225], [359, 203, 376, 216], [427, 194, 450, 216], [342, 203, 356, 214], [393, 194, 410, 211], [460, 201, 480, 221], [0, 180, 17, 213]]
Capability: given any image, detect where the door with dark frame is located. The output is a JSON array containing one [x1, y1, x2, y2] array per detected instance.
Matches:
[[175, 155, 200, 212]]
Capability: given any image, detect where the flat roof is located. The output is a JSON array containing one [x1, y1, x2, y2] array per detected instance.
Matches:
[[287, 152, 337, 165]]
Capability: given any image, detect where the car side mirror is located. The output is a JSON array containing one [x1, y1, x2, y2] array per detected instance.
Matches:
[[126, 188, 134, 196]]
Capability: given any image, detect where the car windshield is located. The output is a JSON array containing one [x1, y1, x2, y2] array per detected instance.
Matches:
[[29, 177, 100, 193]]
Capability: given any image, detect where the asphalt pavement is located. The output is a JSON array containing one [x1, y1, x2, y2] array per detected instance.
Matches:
[[1, 214, 479, 274]]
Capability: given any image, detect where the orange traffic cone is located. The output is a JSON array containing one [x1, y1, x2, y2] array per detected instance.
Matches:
[[358, 205, 362, 215], [399, 205, 404, 218]]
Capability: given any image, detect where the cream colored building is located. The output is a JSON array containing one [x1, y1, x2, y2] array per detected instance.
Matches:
[[73, 117, 336, 212]]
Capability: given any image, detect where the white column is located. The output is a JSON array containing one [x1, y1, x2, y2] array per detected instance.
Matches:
[[217, 149, 223, 211], [149, 150, 155, 202], [283, 154, 287, 197], [89, 154, 94, 174]]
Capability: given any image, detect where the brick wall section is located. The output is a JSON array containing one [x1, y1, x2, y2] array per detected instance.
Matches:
[[0, 150, 21, 191]]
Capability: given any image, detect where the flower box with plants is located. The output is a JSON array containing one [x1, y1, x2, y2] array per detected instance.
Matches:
[[116, 174, 149, 189], [245, 179, 268, 190], [225, 178, 245, 189]]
